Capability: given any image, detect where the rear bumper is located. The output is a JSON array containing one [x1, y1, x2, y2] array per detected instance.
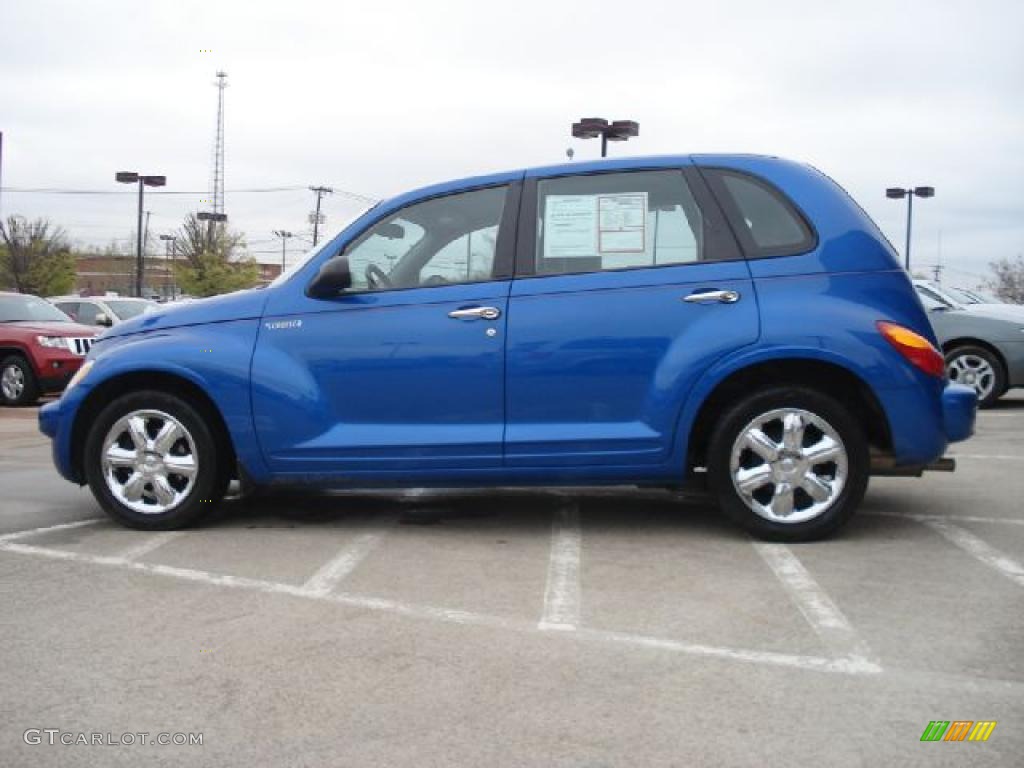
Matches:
[[942, 382, 977, 443]]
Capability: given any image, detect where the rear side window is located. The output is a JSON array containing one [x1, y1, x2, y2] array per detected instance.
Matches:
[[533, 170, 734, 276], [75, 302, 101, 325], [54, 301, 79, 320], [706, 170, 815, 257]]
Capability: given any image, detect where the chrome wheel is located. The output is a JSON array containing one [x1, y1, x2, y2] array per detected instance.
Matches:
[[947, 353, 996, 401], [729, 408, 848, 524], [1, 364, 25, 400], [100, 409, 198, 515]]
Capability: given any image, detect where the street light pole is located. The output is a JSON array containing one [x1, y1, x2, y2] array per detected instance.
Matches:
[[116, 171, 166, 297], [272, 230, 294, 272], [159, 234, 177, 300], [196, 211, 227, 255], [886, 186, 935, 271]]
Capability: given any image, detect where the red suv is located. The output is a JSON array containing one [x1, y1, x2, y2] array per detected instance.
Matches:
[[0, 292, 98, 406]]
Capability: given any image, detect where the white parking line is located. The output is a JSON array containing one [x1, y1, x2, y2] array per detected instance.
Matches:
[[539, 503, 582, 631], [923, 519, 1024, 588], [115, 531, 186, 562], [0, 518, 103, 543], [0, 537, 878, 676], [753, 542, 878, 670], [949, 454, 1024, 461], [864, 511, 1024, 527], [301, 529, 389, 596]]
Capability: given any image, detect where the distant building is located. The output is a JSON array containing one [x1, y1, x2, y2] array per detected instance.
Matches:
[[73, 254, 282, 299]]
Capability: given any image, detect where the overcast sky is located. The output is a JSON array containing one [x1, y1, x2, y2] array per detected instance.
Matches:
[[1, 0, 1021, 282]]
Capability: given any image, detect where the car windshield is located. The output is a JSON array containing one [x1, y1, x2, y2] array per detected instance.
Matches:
[[105, 299, 156, 320], [0, 295, 73, 323], [948, 286, 1002, 305], [915, 283, 964, 310]]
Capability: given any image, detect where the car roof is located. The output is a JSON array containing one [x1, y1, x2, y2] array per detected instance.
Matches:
[[381, 153, 790, 216]]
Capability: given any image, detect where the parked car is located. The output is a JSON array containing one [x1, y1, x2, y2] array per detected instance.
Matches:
[[1, 292, 99, 406], [38, 155, 976, 540], [913, 281, 1024, 407], [49, 296, 157, 327]]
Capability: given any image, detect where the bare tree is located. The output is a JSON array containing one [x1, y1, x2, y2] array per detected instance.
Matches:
[[986, 255, 1024, 304], [0, 215, 75, 296], [171, 213, 259, 297]]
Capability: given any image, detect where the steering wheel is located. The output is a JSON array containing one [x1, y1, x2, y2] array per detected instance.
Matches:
[[365, 264, 393, 290]]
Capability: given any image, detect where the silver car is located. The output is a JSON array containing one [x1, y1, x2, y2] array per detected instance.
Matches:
[[914, 281, 1024, 407], [48, 296, 156, 328]]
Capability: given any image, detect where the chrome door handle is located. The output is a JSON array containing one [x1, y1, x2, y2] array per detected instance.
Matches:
[[683, 289, 741, 304], [448, 306, 501, 320]]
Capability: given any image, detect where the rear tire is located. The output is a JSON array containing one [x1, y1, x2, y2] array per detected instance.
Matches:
[[84, 390, 228, 529], [945, 345, 1005, 408], [707, 386, 869, 541], [0, 355, 40, 406]]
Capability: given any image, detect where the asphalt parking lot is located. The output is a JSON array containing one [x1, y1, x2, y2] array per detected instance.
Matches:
[[1, 400, 1022, 767]]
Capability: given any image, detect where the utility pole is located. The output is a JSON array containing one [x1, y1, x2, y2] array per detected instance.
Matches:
[[309, 185, 333, 246], [272, 230, 294, 272]]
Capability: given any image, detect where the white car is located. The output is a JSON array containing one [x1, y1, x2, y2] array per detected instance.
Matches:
[[913, 280, 1024, 322], [48, 296, 157, 328]]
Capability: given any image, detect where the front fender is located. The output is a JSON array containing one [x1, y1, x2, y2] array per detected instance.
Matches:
[[47, 319, 268, 484]]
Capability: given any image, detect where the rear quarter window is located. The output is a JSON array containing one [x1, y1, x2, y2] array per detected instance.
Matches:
[[704, 169, 816, 258]]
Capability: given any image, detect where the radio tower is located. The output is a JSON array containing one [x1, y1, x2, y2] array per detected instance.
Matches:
[[209, 71, 228, 216]]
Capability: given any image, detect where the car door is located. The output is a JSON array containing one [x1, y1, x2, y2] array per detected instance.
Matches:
[[252, 182, 520, 475], [505, 164, 759, 467]]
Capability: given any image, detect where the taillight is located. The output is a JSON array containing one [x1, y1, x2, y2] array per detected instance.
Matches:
[[877, 321, 945, 378]]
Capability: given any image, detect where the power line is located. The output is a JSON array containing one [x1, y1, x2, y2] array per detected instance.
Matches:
[[0, 185, 307, 195], [0, 185, 378, 203]]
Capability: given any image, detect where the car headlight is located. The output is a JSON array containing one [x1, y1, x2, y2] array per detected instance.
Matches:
[[36, 335, 69, 349], [63, 360, 94, 394]]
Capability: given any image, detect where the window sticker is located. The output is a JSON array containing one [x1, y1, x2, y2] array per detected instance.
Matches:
[[543, 195, 598, 258], [598, 193, 647, 253], [543, 192, 648, 259]]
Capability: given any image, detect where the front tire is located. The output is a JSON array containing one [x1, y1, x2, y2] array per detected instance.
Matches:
[[945, 345, 1005, 408], [84, 390, 228, 529], [707, 387, 869, 541], [0, 355, 40, 406]]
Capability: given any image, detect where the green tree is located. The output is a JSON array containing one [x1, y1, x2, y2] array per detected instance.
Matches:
[[986, 255, 1024, 304], [171, 213, 260, 297], [0, 215, 76, 296]]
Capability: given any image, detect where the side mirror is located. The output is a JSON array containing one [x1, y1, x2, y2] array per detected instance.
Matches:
[[95, 312, 114, 326], [307, 256, 352, 298]]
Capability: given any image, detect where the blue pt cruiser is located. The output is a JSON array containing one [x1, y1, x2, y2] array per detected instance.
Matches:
[[39, 155, 977, 540]]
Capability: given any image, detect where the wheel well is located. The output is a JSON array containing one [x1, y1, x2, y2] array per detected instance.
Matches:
[[687, 359, 892, 469], [70, 371, 236, 483], [0, 347, 30, 364], [941, 338, 1008, 378]]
